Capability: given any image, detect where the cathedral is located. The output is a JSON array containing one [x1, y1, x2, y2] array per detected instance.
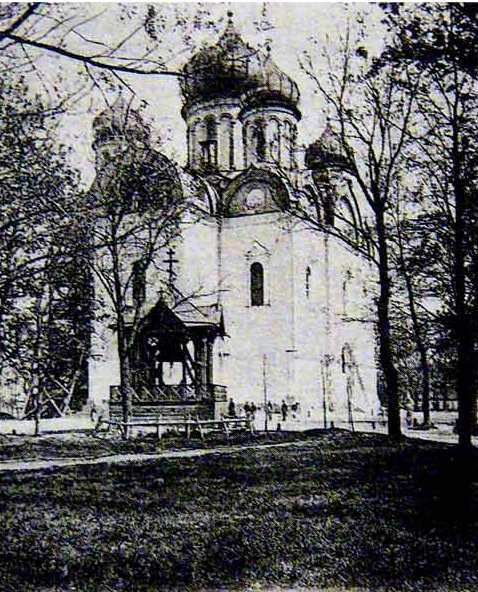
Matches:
[[88, 14, 379, 424]]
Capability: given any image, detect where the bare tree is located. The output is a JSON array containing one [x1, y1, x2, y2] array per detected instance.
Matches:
[[381, 3, 478, 449], [0, 74, 88, 423], [81, 105, 198, 437], [295, 26, 420, 439], [391, 192, 433, 426], [0, 3, 222, 108]]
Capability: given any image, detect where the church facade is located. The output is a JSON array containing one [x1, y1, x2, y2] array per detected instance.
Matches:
[[88, 16, 379, 423]]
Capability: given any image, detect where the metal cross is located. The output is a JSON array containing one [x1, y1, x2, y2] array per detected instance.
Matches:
[[163, 247, 178, 286]]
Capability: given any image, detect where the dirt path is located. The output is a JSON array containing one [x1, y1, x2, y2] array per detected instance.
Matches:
[[0, 425, 463, 475], [0, 439, 316, 474]]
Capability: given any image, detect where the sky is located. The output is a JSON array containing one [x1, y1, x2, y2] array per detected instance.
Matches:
[[23, 3, 386, 186]]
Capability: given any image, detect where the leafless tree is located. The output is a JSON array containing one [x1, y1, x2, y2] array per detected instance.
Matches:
[[80, 106, 205, 436], [294, 26, 421, 439]]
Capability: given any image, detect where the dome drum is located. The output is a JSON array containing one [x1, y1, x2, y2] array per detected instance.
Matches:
[[239, 88, 301, 122]]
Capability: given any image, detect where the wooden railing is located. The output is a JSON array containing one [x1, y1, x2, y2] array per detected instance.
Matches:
[[96, 415, 254, 440]]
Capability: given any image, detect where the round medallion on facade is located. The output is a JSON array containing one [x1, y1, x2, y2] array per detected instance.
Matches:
[[245, 187, 266, 209]]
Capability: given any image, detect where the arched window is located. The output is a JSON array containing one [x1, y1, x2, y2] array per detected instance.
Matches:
[[252, 122, 266, 162], [283, 120, 292, 168], [206, 116, 217, 141], [342, 269, 353, 316], [201, 116, 217, 167], [190, 120, 201, 167], [341, 343, 353, 374], [269, 118, 281, 164], [305, 266, 311, 299], [250, 262, 264, 306]]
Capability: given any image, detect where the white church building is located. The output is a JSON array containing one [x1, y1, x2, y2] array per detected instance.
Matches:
[[88, 15, 379, 423]]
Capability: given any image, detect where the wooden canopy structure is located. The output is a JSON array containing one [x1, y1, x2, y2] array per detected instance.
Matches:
[[109, 297, 227, 420]]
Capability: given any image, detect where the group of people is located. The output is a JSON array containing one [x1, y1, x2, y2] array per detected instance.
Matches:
[[227, 397, 297, 423], [228, 398, 258, 420]]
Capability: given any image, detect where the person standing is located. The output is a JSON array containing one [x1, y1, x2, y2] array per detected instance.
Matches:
[[267, 401, 273, 422], [90, 403, 98, 423], [250, 401, 257, 421], [281, 400, 288, 422], [228, 398, 236, 418]]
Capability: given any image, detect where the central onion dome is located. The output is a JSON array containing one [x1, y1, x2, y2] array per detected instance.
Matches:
[[180, 12, 300, 118]]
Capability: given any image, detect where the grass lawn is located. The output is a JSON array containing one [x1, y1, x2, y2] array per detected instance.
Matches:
[[1, 430, 478, 591], [0, 430, 311, 462]]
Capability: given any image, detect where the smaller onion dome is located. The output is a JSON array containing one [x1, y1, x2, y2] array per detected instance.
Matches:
[[239, 44, 300, 118], [305, 121, 348, 172], [93, 95, 151, 149]]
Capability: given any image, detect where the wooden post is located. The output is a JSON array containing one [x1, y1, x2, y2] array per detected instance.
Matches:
[[206, 336, 214, 386], [201, 337, 208, 388], [94, 417, 103, 434], [157, 360, 164, 386], [248, 418, 254, 434], [222, 416, 230, 440], [194, 338, 206, 388], [347, 377, 355, 432], [195, 416, 204, 441]]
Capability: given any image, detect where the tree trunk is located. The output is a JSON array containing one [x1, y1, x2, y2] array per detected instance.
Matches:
[[452, 122, 476, 451], [376, 209, 401, 440], [456, 331, 475, 449], [397, 216, 432, 426], [402, 263, 431, 425], [418, 346, 431, 426]]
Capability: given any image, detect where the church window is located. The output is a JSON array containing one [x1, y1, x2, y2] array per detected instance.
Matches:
[[291, 124, 298, 169], [190, 120, 201, 167], [252, 122, 266, 162], [250, 262, 264, 306], [341, 343, 353, 374], [269, 119, 281, 164], [305, 266, 311, 299], [243, 124, 249, 167], [283, 120, 297, 169], [132, 260, 146, 305], [342, 269, 353, 316], [201, 116, 218, 167], [229, 119, 235, 169]]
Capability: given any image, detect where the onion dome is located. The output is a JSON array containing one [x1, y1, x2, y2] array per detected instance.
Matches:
[[93, 95, 151, 148], [239, 43, 300, 117], [181, 12, 300, 117], [305, 121, 348, 172]]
